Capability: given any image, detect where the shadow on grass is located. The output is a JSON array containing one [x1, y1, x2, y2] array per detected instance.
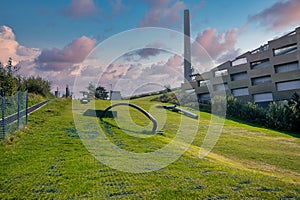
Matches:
[[100, 119, 155, 136], [224, 114, 300, 139], [83, 109, 117, 118]]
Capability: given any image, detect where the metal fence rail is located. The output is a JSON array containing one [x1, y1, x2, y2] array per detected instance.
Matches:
[[0, 100, 49, 126], [0, 89, 49, 139]]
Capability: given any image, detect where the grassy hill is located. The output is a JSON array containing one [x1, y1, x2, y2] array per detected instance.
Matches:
[[0, 97, 299, 199]]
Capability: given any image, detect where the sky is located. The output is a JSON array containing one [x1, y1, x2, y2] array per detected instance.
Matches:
[[0, 0, 300, 97]]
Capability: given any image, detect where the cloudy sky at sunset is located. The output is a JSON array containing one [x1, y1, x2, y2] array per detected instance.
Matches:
[[1, 0, 300, 96]]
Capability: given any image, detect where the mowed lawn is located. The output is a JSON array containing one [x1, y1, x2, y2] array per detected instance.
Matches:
[[0, 98, 299, 199]]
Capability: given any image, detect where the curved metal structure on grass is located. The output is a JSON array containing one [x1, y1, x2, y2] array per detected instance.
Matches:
[[102, 102, 157, 133]]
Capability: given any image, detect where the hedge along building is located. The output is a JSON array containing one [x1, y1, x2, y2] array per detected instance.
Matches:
[[182, 26, 300, 107]]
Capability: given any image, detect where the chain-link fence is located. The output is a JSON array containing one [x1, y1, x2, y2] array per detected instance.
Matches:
[[0, 90, 28, 139]]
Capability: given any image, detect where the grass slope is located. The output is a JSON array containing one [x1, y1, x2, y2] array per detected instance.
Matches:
[[0, 98, 299, 199]]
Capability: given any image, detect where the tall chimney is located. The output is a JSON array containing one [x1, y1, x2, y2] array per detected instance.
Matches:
[[184, 9, 192, 82]]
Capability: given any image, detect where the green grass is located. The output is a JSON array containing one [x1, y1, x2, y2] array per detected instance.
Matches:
[[0, 97, 299, 199], [27, 93, 46, 107]]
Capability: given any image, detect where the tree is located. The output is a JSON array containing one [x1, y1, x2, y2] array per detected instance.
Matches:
[[0, 58, 19, 95], [288, 93, 300, 131], [25, 76, 52, 97], [87, 83, 96, 99], [95, 86, 108, 100]]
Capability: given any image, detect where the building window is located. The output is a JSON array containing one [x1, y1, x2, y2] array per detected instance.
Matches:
[[253, 93, 273, 103], [231, 71, 247, 81], [276, 80, 300, 91], [273, 43, 297, 56], [251, 44, 269, 54], [213, 83, 228, 91], [198, 93, 210, 103], [214, 69, 228, 77], [197, 80, 210, 87], [232, 87, 249, 97], [250, 58, 270, 70], [232, 57, 247, 66], [251, 75, 272, 85], [275, 61, 299, 73]]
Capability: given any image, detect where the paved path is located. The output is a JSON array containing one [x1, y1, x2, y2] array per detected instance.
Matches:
[[0, 100, 49, 125]]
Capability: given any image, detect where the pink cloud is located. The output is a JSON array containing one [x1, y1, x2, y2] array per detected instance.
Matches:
[[36, 36, 96, 71], [61, 0, 100, 18], [166, 54, 183, 70], [0, 25, 15, 40], [139, 0, 185, 27], [109, 0, 125, 17], [97, 54, 184, 95], [249, 0, 300, 30], [137, 54, 183, 81], [0, 26, 94, 94], [0, 25, 40, 65], [192, 28, 240, 63]]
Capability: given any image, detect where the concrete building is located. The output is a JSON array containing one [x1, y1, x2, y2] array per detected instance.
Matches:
[[182, 27, 300, 106], [110, 90, 122, 100]]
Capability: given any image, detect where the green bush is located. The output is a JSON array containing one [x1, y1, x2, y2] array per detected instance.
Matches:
[[25, 76, 51, 97], [242, 102, 266, 125], [27, 93, 45, 107], [152, 91, 299, 134], [288, 93, 300, 132], [266, 102, 292, 131], [211, 95, 227, 116], [226, 95, 243, 118], [151, 93, 179, 105]]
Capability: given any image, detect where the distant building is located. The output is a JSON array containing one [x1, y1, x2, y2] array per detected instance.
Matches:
[[110, 90, 122, 100], [182, 26, 300, 107], [55, 87, 60, 98], [66, 85, 70, 98]]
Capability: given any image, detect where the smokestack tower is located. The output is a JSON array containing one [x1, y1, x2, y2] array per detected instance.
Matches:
[[184, 9, 192, 82]]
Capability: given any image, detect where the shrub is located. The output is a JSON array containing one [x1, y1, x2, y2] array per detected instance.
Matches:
[[151, 93, 179, 105], [211, 95, 227, 116], [226, 95, 243, 118], [266, 102, 292, 131], [242, 102, 266, 125], [25, 76, 51, 97], [287, 93, 300, 132]]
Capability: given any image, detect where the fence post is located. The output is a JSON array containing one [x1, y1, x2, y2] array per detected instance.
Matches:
[[1, 90, 5, 139], [17, 90, 21, 129], [25, 87, 28, 124]]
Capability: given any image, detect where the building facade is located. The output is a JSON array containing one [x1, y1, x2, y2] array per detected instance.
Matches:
[[182, 27, 300, 106], [110, 90, 122, 100]]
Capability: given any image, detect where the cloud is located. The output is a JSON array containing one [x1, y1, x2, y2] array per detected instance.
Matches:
[[144, 54, 183, 85], [248, 0, 300, 30], [61, 0, 100, 18], [192, 28, 240, 64], [0, 25, 15, 40], [0, 25, 97, 94], [98, 54, 183, 96], [139, 0, 185, 28], [124, 41, 166, 61], [192, 0, 205, 11], [36, 36, 96, 71], [217, 48, 242, 64], [109, 0, 125, 17], [129, 54, 184, 94], [0, 25, 40, 65]]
